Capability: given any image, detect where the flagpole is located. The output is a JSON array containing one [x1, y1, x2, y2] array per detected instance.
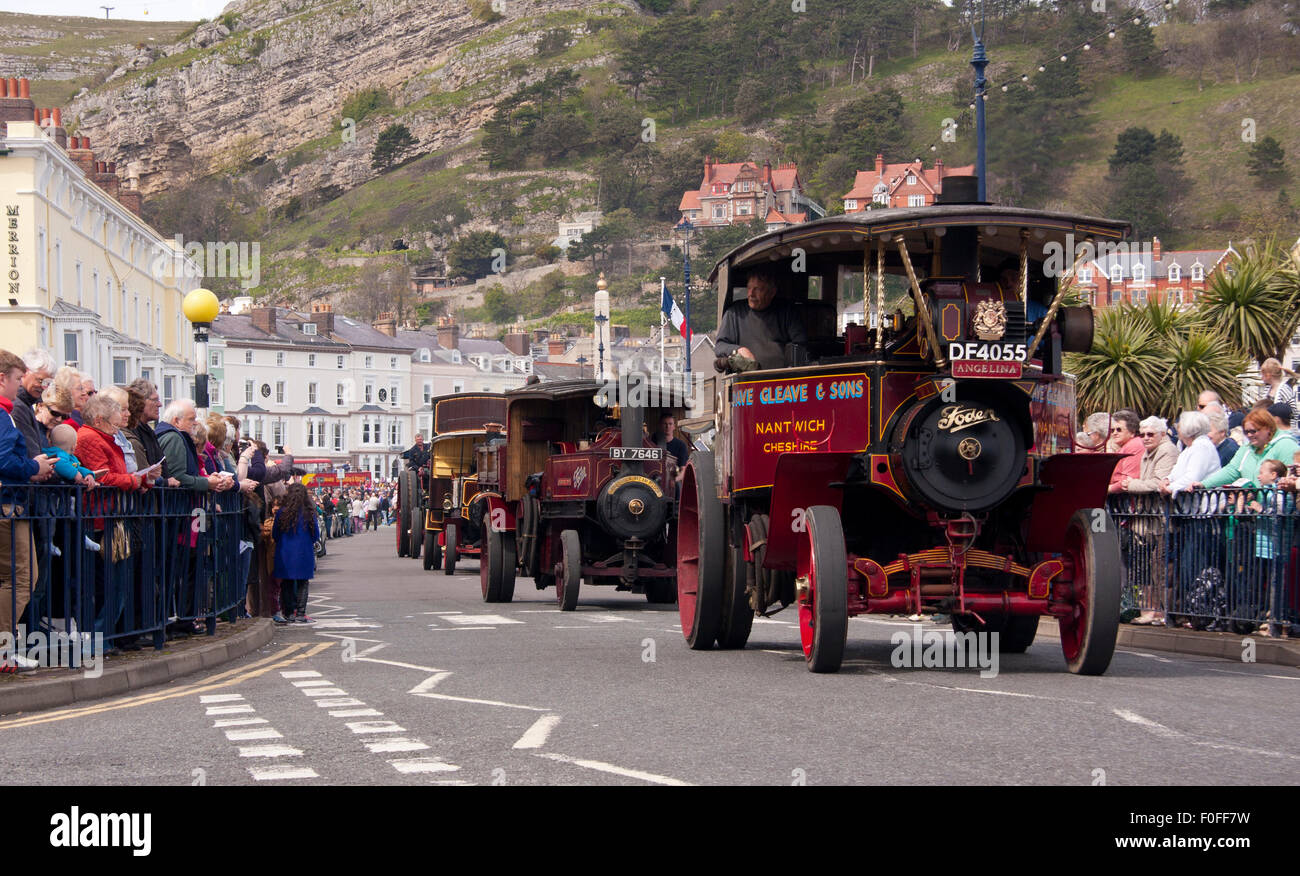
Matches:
[[659, 276, 666, 377]]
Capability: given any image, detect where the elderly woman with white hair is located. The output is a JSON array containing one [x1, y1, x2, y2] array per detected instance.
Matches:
[[1161, 410, 1221, 496], [1075, 412, 1111, 452], [1119, 415, 1178, 492]]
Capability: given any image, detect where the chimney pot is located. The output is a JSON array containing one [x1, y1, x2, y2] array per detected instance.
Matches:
[[251, 307, 278, 335], [19, 79, 29, 99], [52, 108, 61, 126], [5, 78, 15, 98]]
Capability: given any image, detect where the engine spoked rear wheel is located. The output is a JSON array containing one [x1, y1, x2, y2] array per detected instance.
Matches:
[[406, 471, 422, 559], [677, 452, 723, 649], [443, 523, 458, 575], [1060, 508, 1122, 675], [797, 505, 848, 673], [481, 524, 503, 602], [396, 473, 410, 557], [951, 612, 1039, 653], [557, 529, 581, 611], [422, 529, 439, 571]]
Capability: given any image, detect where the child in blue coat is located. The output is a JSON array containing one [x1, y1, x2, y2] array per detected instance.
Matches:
[[273, 483, 319, 624], [43, 423, 98, 482]]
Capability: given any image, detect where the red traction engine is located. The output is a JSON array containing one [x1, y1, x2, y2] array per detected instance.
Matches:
[[473, 378, 682, 609], [678, 190, 1129, 674]]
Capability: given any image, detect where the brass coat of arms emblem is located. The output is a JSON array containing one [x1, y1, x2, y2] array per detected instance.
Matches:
[[971, 300, 1008, 340]]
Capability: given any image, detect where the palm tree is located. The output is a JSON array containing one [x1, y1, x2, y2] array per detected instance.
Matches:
[[1065, 305, 1166, 415], [1065, 301, 1247, 419], [1197, 238, 1300, 364]]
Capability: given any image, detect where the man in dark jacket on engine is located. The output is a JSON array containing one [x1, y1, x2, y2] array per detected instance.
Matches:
[[714, 270, 807, 372]]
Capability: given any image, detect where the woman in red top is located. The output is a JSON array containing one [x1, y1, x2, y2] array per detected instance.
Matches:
[[75, 395, 144, 497]]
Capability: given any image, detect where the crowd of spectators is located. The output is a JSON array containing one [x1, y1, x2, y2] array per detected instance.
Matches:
[[1080, 373, 1300, 634], [0, 345, 309, 673]]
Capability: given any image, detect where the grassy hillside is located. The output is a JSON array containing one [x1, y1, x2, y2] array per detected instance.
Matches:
[[16, 0, 1298, 318], [0, 11, 193, 107]]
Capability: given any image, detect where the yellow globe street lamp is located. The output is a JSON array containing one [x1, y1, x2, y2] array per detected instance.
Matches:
[[183, 287, 220, 411]]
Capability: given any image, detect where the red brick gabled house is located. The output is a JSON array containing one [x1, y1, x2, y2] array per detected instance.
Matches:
[[679, 158, 822, 229], [842, 155, 975, 211], [1079, 237, 1238, 309]]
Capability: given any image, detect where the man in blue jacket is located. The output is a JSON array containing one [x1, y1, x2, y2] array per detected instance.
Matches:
[[0, 350, 55, 654]]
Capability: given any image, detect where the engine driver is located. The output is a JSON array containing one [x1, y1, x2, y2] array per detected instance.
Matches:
[[715, 269, 808, 372]]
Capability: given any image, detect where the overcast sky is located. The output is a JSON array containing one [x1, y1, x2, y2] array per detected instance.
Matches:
[[0, 0, 223, 21]]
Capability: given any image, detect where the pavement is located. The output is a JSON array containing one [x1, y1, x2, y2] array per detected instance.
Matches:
[[0, 528, 1296, 785], [0, 617, 274, 717]]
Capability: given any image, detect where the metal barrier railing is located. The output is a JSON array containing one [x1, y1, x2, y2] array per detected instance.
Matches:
[[1107, 489, 1298, 635], [3, 484, 248, 653]]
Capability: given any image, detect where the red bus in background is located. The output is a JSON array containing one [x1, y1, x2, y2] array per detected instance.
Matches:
[[292, 458, 371, 489]]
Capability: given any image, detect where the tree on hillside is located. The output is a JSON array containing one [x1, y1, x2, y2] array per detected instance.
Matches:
[[734, 79, 767, 124], [1247, 135, 1287, 182], [1119, 14, 1160, 76], [1103, 127, 1189, 238], [343, 262, 406, 324], [371, 124, 416, 171], [447, 231, 508, 281]]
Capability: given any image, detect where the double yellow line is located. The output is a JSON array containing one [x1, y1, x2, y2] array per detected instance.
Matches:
[[0, 641, 334, 730]]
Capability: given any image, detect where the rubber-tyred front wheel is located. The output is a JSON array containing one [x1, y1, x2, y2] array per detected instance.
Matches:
[[797, 505, 847, 673], [1060, 508, 1121, 675]]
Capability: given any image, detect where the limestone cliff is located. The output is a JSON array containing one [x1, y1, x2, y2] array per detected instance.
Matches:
[[66, 0, 640, 204]]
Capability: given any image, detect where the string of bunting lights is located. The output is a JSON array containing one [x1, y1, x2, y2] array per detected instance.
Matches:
[[925, 5, 1175, 154]]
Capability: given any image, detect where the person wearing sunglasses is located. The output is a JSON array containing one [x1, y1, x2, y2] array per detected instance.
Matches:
[[1118, 416, 1178, 493], [1106, 410, 1144, 493], [1193, 408, 1300, 491], [33, 384, 75, 449]]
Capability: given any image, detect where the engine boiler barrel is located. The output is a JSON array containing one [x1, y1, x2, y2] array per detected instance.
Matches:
[[621, 399, 644, 460]]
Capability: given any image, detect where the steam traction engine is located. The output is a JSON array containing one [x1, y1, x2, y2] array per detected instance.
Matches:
[[678, 190, 1128, 674], [396, 393, 506, 573], [474, 378, 682, 609]]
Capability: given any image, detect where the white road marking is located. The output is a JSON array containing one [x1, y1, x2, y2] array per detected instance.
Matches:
[[1112, 708, 1184, 739], [413, 692, 548, 711], [1117, 650, 1174, 664], [389, 757, 461, 774], [429, 626, 495, 631], [864, 670, 1095, 704], [309, 619, 382, 629], [580, 614, 632, 624], [752, 618, 793, 626], [1111, 709, 1300, 760], [238, 744, 303, 758], [346, 721, 406, 734], [249, 765, 318, 781], [1200, 666, 1300, 680], [760, 649, 795, 655], [365, 737, 430, 754], [314, 697, 365, 707], [355, 657, 446, 674], [512, 714, 562, 750], [206, 705, 255, 715], [199, 694, 245, 703], [423, 611, 466, 615], [292, 680, 335, 688], [535, 752, 692, 786], [213, 717, 269, 728], [442, 614, 523, 624], [329, 708, 384, 718], [408, 672, 453, 694], [225, 728, 284, 741], [552, 626, 596, 630], [280, 670, 322, 679], [302, 688, 349, 697]]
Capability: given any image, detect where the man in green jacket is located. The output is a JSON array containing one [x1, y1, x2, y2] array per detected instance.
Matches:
[[1197, 408, 1300, 489], [154, 399, 230, 493]]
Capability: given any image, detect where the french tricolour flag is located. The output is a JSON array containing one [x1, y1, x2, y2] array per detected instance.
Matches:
[[661, 285, 689, 340]]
